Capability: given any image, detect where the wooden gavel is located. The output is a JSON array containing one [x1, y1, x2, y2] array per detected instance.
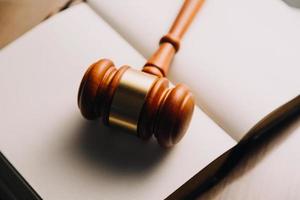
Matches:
[[78, 0, 204, 147]]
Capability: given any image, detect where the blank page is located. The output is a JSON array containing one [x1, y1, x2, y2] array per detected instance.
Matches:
[[0, 4, 235, 199], [88, 0, 300, 140]]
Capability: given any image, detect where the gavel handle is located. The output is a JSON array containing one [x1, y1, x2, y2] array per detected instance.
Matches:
[[143, 0, 205, 77]]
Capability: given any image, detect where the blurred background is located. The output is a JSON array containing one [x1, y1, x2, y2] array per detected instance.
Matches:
[[0, 0, 82, 48]]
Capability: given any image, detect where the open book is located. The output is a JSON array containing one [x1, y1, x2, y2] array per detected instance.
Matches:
[[0, 1, 299, 199]]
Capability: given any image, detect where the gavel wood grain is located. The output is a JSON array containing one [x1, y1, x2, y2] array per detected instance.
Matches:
[[78, 0, 204, 147]]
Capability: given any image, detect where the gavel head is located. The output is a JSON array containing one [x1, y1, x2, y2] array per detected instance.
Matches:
[[78, 59, 195, 147]]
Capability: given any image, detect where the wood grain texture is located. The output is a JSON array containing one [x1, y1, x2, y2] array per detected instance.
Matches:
[[154, 84, 195, 147], [78, 59, 116, 120], [78, 0, 201, 147], [78, 59, 195, 147], [143, 0, 205, 77]]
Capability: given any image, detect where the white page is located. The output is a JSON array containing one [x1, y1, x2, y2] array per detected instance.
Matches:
[[199, 118, 300, 200], [88, 0, 300, 140], [0, 3, 235, 199]]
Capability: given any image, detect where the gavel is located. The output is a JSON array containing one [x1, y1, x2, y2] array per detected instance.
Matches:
[[78, 0, 204, 147]]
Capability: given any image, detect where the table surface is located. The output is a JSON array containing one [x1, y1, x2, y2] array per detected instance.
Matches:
[[1, 1, 300, 199], [0, 0, 76, 48]]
